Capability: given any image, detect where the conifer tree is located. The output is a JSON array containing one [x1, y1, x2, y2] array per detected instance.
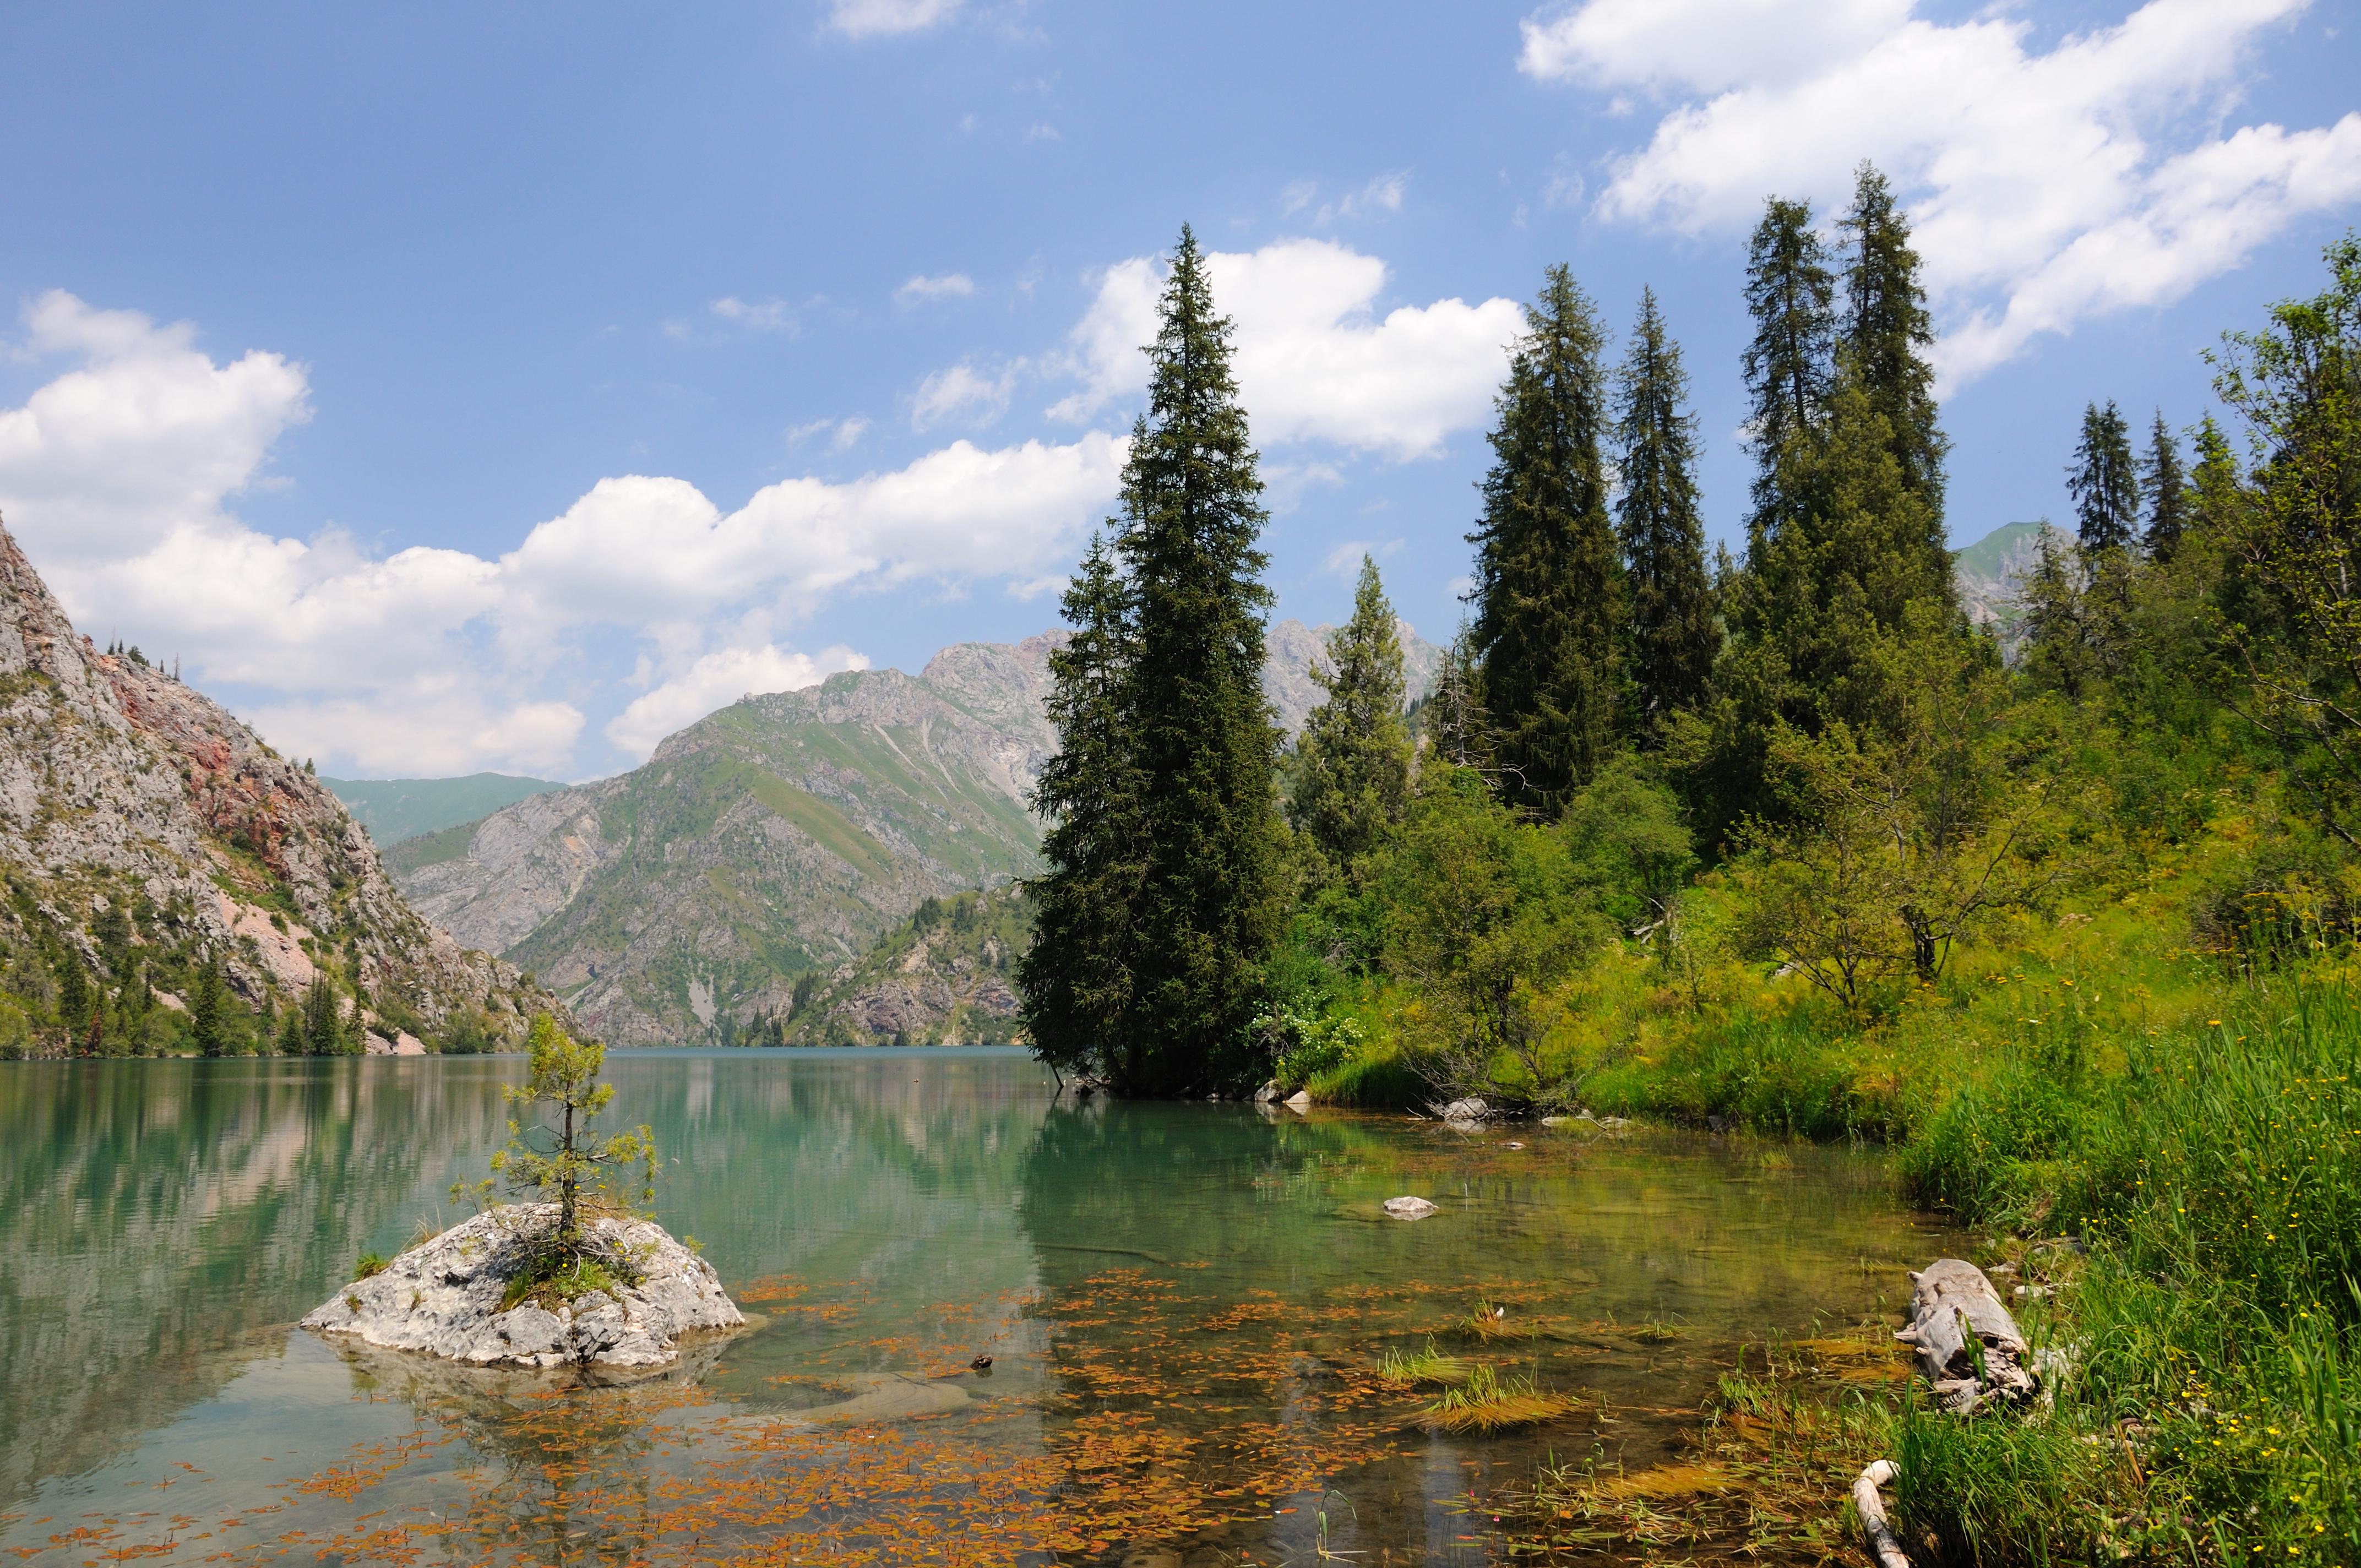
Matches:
[[1467, 265, 1624, 814], [2020, 523, 2093, 699], [2142, 410, 2189, 562], [1740, 198, 1836, 541], [190, 962, 229, 1057], [1840, 164, 1948, 518], [2068, 400, 2142, 556], [1614, 288, 1718, 726], [1018, 533, 1142, 1080], [1054, 226, 1286, 1097], [1289, 557, 1412, 881], [1745, 371, 1949, 732], [302, 975, 342, 1056], [2186, 415, 2243, 538]]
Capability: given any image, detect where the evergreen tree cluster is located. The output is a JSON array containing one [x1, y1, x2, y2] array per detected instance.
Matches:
[[1019, 202, 2361, 1110]]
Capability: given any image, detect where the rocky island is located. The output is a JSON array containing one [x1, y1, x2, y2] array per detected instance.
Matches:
[[304, 1011, 743, 1374], [303, 1204, 741, 1373]]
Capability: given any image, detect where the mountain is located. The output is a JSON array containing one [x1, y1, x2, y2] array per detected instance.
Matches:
[[0, 520, 541, 1056], [323, 773, 567, 845], [774, 884, 1031, 1046], [1954, 520, 2046, 654], [390, 641, 1059, 1046]]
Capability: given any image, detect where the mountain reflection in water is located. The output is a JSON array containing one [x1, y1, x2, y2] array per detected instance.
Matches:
[[0, 1050, 1952, 1564]]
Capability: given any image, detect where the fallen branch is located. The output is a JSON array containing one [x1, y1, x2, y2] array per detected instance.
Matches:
[[1853, 1458, 1911, 1568]]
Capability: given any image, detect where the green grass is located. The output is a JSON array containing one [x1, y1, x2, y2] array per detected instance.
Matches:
[[1878, 985, 2361, 1566], [1374, 1339, 1472, 1389]]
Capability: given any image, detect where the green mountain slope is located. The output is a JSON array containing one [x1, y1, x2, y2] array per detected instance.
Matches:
[[323, 773, 566, 844], [393, 652, 1054, 1046], [1953, 520, 2045, 651]]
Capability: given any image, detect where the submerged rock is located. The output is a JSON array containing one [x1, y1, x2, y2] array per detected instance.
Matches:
[[302, 1204, 742, 1371]]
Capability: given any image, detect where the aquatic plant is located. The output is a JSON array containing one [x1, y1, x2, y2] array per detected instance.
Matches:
[[1374, 1338, 1471, 1388], [1422, 1363, 1577, 1433]]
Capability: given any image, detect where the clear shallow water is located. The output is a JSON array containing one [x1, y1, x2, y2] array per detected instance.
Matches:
[[1, 1050, 1953, 1565]]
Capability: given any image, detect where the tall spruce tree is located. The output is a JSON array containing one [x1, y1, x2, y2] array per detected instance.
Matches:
[[2142, 410, 2189, 562], [1289, 557, 1412, 882], [1107, 226, 1286, 1095], [1017, 532, 1142, 1081], [1840, 163, 1949, 522], [1614, 288, 1718, 726], [1467, 265, 1624, 814], [1740, 198, 1836, 545], [2068, 400, 2142, 556]]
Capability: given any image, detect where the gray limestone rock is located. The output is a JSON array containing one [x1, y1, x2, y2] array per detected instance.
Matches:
[[302, 1204, 743, 1371]]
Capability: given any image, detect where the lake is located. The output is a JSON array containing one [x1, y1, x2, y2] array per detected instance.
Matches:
[[0, 1049, 1953, 1564]]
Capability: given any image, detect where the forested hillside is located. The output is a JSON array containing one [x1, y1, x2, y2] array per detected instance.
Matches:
[[1018, 199, 2361, 1559]]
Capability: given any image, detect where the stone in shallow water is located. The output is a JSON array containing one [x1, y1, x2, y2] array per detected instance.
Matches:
[[1382, 1195, 1438, 1219], [301, 1204, 743, 1371]]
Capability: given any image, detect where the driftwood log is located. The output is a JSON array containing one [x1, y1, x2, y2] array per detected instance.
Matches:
[[1893, 1257, 2038, 1413], [1854, 1258, 2042, 1568]]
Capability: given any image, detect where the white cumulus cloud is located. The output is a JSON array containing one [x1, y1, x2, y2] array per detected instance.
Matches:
[[0, 293, 1128, 777], [1051, 240, 1523, 459], [1520, 0, 2361, 382]]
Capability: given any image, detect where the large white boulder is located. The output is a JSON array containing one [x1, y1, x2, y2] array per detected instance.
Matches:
[[302, 1204, 742, 1371]]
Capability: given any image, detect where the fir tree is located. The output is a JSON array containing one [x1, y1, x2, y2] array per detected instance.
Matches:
[[2068, 400, 2142, 556], [1740, 198, 1836, 540], [2186, 415, 2243, 538], [2142, 410, 2190, 562], [1614, 288, 1718, 726], [2020, 523, 2093, 699], [1018, 533, 1143, 1080], [1054, 226, 1286, 1097], [1289, 556, 1412, 881], [275, 1004, 304, 1057], [189, 961, 229, 1057], [1467, 264, 1624, 814], [302, 976, 342, 1056], [1840, 163, 1948, 519], [1742, 369, 1949, 734]]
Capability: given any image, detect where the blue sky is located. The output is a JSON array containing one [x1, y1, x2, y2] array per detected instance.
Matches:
[[2, 0, 2356, 779]]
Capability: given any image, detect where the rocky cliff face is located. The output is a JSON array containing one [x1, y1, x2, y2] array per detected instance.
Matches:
[[0, 518, 537, 1054]]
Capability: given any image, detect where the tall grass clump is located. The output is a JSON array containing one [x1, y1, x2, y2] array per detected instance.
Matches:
[[1889, 982, 2361, 1564]]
